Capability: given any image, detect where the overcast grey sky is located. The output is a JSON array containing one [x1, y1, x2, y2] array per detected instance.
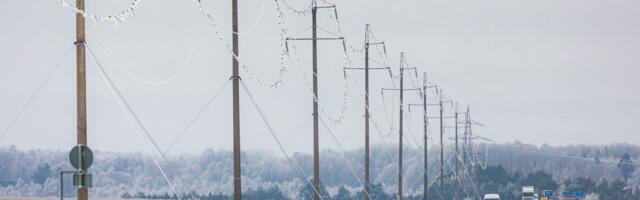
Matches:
[[1, 0, 639, 155]]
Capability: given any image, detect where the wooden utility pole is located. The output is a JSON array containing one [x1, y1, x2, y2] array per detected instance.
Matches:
[[285, 2, 342, 198], [343, 25, 388, 200], [420, 74, 436, 200], [381, 54, 419, 200], [231, 0, 241, 199], [409, 74, 438, 200], [439, 90, 444, 200], [75, 0, 88, 199], [311, 2, 320, 199], [454, 104, 459, 200], [398, 52, 405, 200], [422, 73, 429, 200], [421, 74, 428, 200], [463, 107, 469, 171], [364, 24, 370, 200]]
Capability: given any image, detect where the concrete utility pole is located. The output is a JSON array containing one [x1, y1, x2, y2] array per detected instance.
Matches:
[[286, 2, 342, 199], [75, 0, 88, 199], [344, 24, 388, 200], [231, 0, 241, 199]]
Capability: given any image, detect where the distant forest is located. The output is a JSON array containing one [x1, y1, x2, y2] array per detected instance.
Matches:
[[0, 142, 638, 199]]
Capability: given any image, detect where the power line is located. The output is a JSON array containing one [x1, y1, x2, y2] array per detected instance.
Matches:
[[319, 117, 373, 200], [57, 0, 144, 23], [0, 45, 73, 144], [88, 43, 182, 200], [87, 32, 198, 85], [240, 80, 323, 200], [163, 80, 231, 155], [86, 44, 170, 163]]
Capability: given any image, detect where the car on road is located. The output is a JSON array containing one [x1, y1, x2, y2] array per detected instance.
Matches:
[[484, 194, 500, 200]]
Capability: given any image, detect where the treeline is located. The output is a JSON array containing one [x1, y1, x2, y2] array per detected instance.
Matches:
[[126, 164, 638, 199], [0, 142, 638, 198]]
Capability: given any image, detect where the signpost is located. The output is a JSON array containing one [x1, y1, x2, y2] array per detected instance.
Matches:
[[68, 145, 93, 188], [60, 145, 94, 200]]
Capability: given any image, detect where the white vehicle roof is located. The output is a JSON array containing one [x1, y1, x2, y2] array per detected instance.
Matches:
[[523, 186, 535, 193], [484, 194, 500, 198]]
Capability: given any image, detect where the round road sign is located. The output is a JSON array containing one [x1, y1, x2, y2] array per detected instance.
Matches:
[[69, 145, 93, 170]]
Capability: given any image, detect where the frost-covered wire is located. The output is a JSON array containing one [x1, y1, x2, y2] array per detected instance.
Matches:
[[87, 33, 198, 85], [0, 45, 73, 144], [240, 80, 324, 199], [278, 0, 312, 16], [197, 0, 269, 35], [57, 0, 144, 23], [196, 0, 290, 90], [86, 43, 169, 162], [286, 34, 351, 124], [163, 79, 231, 155], [319, 117, 373, 200], [88, 44, 182, 200], [285, 114, 313, 145]]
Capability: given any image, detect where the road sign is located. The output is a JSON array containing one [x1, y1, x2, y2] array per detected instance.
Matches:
[[72, 172, 92, 188], [69, 145, 93, 170], [543, 190, 553, 197]]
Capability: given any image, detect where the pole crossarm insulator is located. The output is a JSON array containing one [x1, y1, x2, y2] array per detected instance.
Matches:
[[74, 40, 86, 45]]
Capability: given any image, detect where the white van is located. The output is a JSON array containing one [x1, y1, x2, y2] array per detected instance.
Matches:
[[484, 194, 500, 200], [522, 186, 535, 200]]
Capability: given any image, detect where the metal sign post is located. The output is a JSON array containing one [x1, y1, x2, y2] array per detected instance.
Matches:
[[59, 170, 76, 200]]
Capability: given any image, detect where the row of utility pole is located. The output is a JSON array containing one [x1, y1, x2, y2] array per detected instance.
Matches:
[[68, 1, 478, 200]]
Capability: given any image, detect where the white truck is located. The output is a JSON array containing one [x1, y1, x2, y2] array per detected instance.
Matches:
[[522, 186, 536, 200], [484, 194, 500, 200]]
